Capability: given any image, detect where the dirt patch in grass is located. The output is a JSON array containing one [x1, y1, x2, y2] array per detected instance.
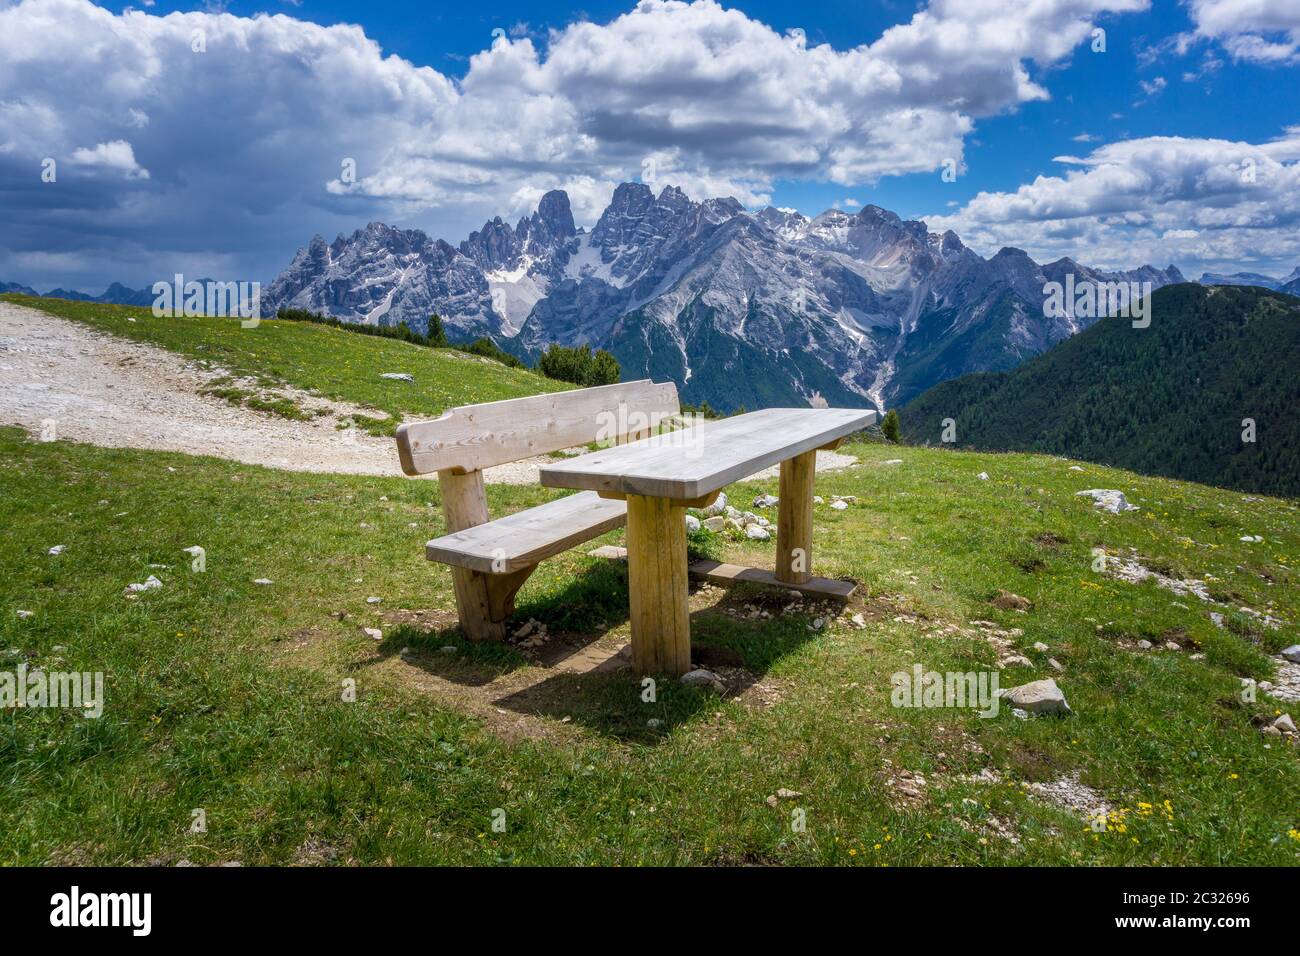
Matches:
[[990, 589, 1032, 611], [1009, 554, 1046, 573], [378, 607, 460, 632], [370, 645, 585, 746], [1002, 743, 1069, 783], [291, 838, 344, 866]]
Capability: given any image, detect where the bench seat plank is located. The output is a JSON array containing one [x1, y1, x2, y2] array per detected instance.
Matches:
[[425, 491, 628, 574]]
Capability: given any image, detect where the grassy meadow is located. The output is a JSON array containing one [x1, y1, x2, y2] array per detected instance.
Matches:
[[2, 296, 1298, 865]]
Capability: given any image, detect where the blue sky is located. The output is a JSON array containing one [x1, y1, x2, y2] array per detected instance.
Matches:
[[1, 0, 1298, 291]]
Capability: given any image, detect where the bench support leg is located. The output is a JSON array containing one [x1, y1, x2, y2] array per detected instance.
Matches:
[[776, 450, 816, 585], [438, 469, 506, 642], [625, 493, 692, 677], [450, 569, 504, 642], [485, 566, 536, 624]]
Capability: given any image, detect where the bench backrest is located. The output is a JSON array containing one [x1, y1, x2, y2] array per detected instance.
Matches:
[[396, 378, 680, 476]]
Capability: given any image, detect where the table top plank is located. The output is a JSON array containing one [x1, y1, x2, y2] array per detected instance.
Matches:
[[539, 407, 876, 499]]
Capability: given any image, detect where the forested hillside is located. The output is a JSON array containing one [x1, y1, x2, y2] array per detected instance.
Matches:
[[899, 284, 1300, 496]]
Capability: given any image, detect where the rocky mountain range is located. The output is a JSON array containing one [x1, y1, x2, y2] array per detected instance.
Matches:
[[261, 184, 1187, 411], [4, 186, 1194, 412], [0, 280, 156, 307], [1200, 268, 1300, 295]]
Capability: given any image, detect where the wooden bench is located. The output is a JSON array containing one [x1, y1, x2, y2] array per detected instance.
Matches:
[[395, 379, 680, 641]]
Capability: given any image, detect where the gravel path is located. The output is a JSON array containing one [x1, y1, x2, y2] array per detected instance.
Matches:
[[0, 301, 858, 483]]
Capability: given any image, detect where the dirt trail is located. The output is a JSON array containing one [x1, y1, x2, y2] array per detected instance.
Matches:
[[0, 301, 859, 482]]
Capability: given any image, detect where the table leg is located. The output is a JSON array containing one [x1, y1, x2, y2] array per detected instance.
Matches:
[[625, 493, 692, 676], [776, 450, 816, 585]]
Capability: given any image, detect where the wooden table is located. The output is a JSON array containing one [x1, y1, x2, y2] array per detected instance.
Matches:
[[539, 407, 877, 676]]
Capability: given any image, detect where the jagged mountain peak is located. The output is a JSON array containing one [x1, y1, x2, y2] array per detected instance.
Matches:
[[263, 182, 1185, 412], [531, 189, 576, 240]]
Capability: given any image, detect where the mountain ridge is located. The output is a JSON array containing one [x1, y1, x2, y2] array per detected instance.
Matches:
[[262, 185, 1185, 412], [897, 284, 1300, 496]]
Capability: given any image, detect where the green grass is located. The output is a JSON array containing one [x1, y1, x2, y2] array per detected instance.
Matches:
[[3, 425, 1298, 866], [2, 294, 571, 434]]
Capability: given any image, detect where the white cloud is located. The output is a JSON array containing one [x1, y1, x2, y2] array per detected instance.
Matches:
[[0, 0, 1152, 288], [924, 129, 1300, 277], [70, 140, 149, 179], [1136, 76, 1167, 101], [1185, 0, 1300, 64]]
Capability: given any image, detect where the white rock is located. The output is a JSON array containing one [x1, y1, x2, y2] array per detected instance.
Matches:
[[829, 499, 849, 511], [380, 372, 414, 382], [1210, 612, 1225, 629], [1136, 639, 1153, 649], [123, 575, 163, 595], [363, 627, 382, 641], [882, 459, 903, 465], [1000, 678, 1071, 715], [745, 524, 771, 541], [1075, 489, 1139, 514], [702, 492, 728, 516], [366, 596, 383, 604], [684, 514, 701, 533], [1273, 713, 1297, 734], [976, 472, 989, 481], [813, 496, 824, 504], [47, 545, 66, 555], [753, 494, 779, 509], [1240, 535, 1263, 543], [680, 669, 724, 693], [1048, 658, 1065, 672], [440, 645, 457, 654], [1279, 645, 1300, 663], [1069, 465, 1084, 472], [252, 578, 273, 586], [647, 718, 662, 728], [702, 516, 725, 533], [1032, 642, 1050, 653], [16, 610, 34, 619]]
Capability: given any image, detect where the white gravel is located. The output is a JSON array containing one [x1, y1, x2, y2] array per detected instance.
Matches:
[[0, 301, 860, 485]]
